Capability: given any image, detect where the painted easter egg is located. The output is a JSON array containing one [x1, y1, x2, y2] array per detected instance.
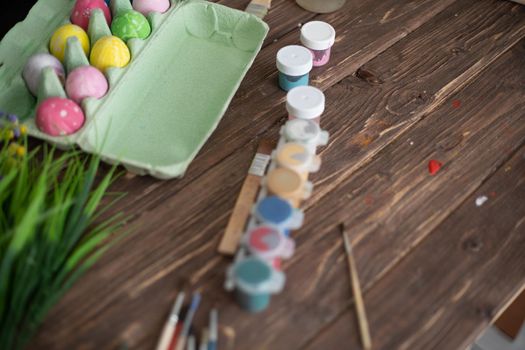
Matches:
[[90, 36, 131, 71], [22, 53, 65, 96], [66, 65, 108, 103], [111, 10, 151, 41], [71, 0, 112, 31], [49, 24, 90, 62], [36, 97, 85, 136], [133, 0, 170, 15]]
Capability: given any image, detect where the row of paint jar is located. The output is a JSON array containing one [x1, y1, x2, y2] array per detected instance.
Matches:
[[227, 116, 330, 312], [277, 21, 336, 91]]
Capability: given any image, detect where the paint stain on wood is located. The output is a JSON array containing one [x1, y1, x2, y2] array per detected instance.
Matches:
[[428, 159, 443, 175], [452, 99, 461, 108]]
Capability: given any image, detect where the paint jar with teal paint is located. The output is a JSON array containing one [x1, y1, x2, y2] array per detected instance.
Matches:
[[227, 257, 285, 313], [253, 196, 304, 236], [276, 45, 313, 91], [243, 225, 295, 269], [281, 119, 330, 153]]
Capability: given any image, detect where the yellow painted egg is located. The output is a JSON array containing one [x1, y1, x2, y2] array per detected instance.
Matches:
[[90, 36, 131, 71], [49, 24, 90, 62]]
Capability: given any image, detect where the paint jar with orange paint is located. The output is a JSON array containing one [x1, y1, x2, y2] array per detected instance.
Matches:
[[274, 142, 321, 179], [264, 167, 313, 208], [286, 86, 325, 124]]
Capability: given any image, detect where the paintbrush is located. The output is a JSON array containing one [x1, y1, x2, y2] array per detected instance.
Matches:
[[175, 292, 202, 350], [156, 291, 185, 350], [340, 223, 372, 350], [208, 308, 218, 350]]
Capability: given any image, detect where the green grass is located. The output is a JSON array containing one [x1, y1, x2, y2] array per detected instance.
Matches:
[[0, 136, 127, 349]]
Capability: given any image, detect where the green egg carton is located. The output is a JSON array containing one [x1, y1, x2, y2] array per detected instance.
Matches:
[[0, 0, 268, 179]]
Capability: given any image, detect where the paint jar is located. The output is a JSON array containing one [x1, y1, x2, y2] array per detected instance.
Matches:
[[253, 195, 304, 236], [243, 225, 295, 269], [276, 45, 313, 91], [286, 86, 325, 124], [264, 167, 313, 208], [300, 21, 336, 67], [274, 142, 321, 179], [281, 119, 330, 153], [227, 256, 285, 313]]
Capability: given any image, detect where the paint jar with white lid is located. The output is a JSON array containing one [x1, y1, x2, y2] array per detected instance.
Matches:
[[286, 85, 325, 124], [300, 21, 336, 67], [276, 45, 313, 91]]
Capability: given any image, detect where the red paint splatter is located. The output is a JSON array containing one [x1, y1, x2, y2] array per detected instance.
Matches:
[[489, 191, 497, 198], [428, 159, 443, 175], [364, 195, 374, 206], [452, 100, 461, 108]]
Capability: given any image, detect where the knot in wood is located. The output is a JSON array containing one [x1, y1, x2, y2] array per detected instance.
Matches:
[[462, 237, 483, 253]]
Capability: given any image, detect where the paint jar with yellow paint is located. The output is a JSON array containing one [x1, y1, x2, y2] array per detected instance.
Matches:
[[274, 142, 321, 179], [264, 167, 313, 208]]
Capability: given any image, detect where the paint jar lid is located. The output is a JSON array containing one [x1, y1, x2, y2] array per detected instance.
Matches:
[[255, 196, 294, 226], [286, 86, 325, 119], [300, 21, 336, 50], [233, 257, 285, 294], [275, 142, 321, 173], [282, 119, 330, 147], [276, 45, 313, 76], [244, 225, 294, 260]]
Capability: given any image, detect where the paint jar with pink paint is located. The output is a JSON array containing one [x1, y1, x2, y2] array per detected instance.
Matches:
[[300, 21, 336, 67], [243, 225, 295, 270], [286, 86, 325, 124]]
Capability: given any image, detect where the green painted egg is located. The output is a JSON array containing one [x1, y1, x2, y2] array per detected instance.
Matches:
[[111, 10, 151, 41]]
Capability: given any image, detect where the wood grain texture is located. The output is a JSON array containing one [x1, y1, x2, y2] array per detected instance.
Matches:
[[306, 137, 525, 350], [28, 0, 525, 349]]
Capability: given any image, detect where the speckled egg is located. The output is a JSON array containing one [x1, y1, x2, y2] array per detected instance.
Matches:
[[71, 0, 112, 31], [36, 97, 85, 136], [22, 53, 65, 96], [90, 35, 131, 71], [49, 24, 90, 62], [133, 0, 170, 15], [66, 65, 108, 103], [111, 10, 151, 41]]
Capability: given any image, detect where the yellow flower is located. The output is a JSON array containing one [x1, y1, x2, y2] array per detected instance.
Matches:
[[16, 146, 26, 157], [20, 125, 28, 135]]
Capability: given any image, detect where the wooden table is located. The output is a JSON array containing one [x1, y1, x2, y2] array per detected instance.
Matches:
[[16, 0, 525, 349]]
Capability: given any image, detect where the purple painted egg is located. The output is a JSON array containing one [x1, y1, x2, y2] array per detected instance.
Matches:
[[71, 0, 112, 31], [133, 0, 170, 15], [66, 66, 108, 103], [36, 97, 85, 136], [22, 53, 65, 96]]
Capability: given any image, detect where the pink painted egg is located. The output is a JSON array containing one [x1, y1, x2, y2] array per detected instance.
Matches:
[[66, 66, 108, 103], [71, 0, 112, 31], [22, 53, 65, 96], [133, 0, 170, 15], [36, 97, 85, 136]]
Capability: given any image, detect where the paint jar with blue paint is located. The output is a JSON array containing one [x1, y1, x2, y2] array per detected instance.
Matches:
[[227, 257, 286, 313], [253, 195, 304, 236], [286, 85, 325, 124], [276, 45, 313, 91], [243, 225, 295, 269], [281, 119, 330, 153]]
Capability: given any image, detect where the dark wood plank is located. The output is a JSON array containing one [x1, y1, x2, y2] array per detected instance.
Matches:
[[105, 0, 457, 222], [305, 140, 525, 350], [30, 1, 525, 349]]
